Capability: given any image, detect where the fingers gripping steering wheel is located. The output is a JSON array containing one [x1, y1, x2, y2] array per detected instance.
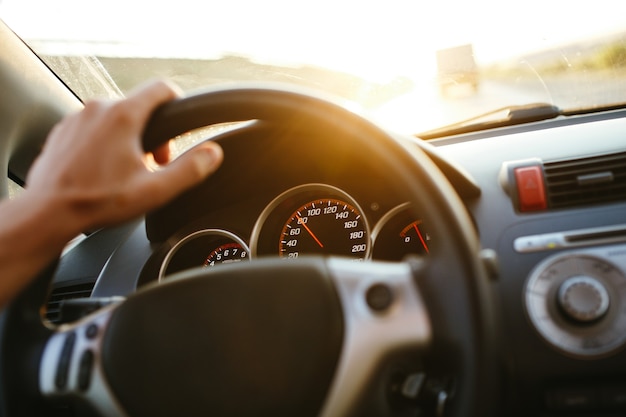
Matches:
[[0, 85, 497, 417]]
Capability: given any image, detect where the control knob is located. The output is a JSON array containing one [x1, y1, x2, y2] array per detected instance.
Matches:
[[557, 276, 610, 323]]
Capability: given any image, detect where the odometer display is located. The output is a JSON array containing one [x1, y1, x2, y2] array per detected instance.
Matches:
[[279, 199, 369, 260]]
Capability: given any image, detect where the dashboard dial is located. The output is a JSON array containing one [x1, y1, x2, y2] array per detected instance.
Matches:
[[279, 199, 369, 259], [372, 203, 431, 261], [160, 229, 250, 280], [252, 184, 371, 260], [204, 242, 248, 267], [399, 220, 431, 255], [524, 251, 626, 358]]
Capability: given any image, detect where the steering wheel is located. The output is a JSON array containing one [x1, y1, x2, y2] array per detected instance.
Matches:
[[0, 85, 497, 417]]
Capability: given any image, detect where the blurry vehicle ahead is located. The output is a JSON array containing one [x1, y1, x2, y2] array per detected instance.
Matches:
[[436, 44, 479, 96]]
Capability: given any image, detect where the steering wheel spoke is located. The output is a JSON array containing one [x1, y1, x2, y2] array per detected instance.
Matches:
[[321, 259, 431, 417], [39, 303, 126, 417]]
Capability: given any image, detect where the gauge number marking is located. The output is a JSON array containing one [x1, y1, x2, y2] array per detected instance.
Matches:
[[279, 199, 369, 259]]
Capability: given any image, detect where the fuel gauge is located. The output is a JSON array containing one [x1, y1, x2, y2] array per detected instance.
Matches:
[[399, 220, 431, 255], [372, 203, 431, 261]]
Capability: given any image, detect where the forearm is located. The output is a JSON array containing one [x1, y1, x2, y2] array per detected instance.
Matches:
[[0, 191, 80, 308]]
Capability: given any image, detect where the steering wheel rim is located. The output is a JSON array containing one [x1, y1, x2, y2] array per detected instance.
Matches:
[[0, 84, 497, 417]]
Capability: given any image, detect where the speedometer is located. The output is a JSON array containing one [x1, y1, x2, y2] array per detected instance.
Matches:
[[279, 199, 369, 259], [251, 184, 371, 260]]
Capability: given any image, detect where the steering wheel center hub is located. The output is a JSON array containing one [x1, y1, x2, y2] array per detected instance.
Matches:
[[102, 260, 343, 417]]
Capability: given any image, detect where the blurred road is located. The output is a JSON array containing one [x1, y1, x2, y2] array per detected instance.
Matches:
[[370, 73, 626, 134], [370, 79, 539, 134]]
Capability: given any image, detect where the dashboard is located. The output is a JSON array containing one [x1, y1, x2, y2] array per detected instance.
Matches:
[[51, 108, 626, 417], [439, 110, 626, 415]]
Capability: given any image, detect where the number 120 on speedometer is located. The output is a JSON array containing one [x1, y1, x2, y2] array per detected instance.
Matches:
[[279, 199, 370, 260]]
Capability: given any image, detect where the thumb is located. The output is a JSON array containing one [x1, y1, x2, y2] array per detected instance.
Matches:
[[146, 142, 224, 206], [172, 142, 224, 184]]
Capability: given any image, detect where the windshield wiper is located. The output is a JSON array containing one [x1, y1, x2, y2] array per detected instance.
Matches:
[[417, 103, 562, 139]]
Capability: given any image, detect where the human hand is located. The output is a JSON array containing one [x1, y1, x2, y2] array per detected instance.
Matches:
[[25, 80, 223, 239]]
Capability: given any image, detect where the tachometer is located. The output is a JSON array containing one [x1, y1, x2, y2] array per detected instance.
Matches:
[[204, 242, 248, 267], [160, 229, 250, 280], [279, 199, 369, 259]]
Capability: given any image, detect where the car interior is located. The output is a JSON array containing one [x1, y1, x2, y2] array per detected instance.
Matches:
[[0, 2, 626, 417]]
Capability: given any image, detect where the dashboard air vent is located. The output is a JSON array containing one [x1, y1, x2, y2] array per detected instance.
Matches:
[[45, 282, 94, 324], [544, 151, 626, 209]]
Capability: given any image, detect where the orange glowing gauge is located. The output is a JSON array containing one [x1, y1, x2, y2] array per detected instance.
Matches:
[[278, 198, 370, 260]]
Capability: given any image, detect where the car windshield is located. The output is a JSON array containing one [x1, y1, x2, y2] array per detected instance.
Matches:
[[2, 0, 625, 134]]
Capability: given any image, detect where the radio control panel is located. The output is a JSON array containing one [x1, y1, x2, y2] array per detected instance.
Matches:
[[524, 244, 626, 359]]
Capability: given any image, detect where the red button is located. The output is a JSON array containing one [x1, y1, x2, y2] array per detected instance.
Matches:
[[514, 166, 547, 211]]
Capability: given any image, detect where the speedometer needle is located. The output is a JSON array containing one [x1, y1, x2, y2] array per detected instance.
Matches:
[[296, 214, 324, 248]]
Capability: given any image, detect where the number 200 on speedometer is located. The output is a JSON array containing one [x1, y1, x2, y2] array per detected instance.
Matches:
[[279, 199, 369, 260]]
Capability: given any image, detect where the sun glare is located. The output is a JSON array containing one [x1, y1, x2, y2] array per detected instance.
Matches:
[[2, 0, 624, 84], [2, 0, 626, 133]]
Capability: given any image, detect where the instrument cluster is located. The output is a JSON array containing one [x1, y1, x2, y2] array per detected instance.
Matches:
[[159, 183, 431, 280]]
